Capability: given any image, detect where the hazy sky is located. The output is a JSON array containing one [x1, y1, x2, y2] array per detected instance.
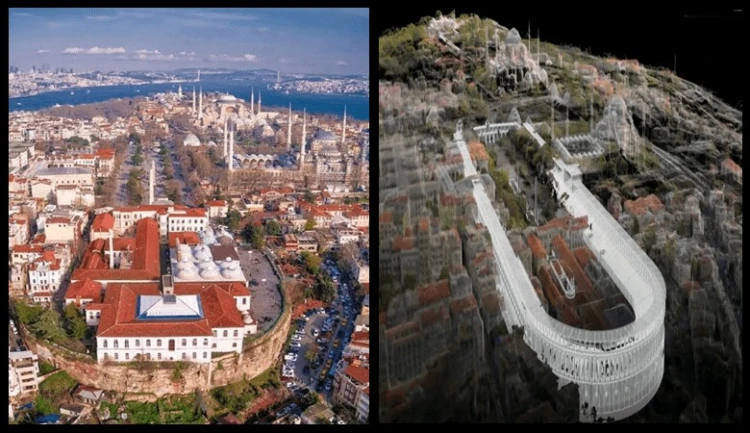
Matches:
[[9, 8, 369, 75]]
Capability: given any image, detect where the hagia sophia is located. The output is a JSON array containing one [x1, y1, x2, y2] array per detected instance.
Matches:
[[180, 86, 369, 193]]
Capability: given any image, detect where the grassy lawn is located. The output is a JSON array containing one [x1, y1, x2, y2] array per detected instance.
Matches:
[[210, 365, 281, 416]]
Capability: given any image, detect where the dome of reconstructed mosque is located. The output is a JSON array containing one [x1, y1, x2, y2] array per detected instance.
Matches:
[[218, 93, 237, 103], [505, 28, 522, 45]]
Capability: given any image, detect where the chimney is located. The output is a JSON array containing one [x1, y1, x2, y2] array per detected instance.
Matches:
[[108, 229, 114, 268], [162, 274, 174, 295]]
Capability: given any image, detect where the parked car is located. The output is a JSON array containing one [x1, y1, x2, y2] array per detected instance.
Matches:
[[312, 328, 319, 337]]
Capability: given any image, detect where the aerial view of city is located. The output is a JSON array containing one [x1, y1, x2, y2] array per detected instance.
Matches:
[[9, 8, 370, 425], [379, 8, 741, 424]]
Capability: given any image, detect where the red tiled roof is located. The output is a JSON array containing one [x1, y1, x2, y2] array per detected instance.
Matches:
[[13, 244, 43, 255], [65, 279, 103, 303], [623, 194, 665, 217], [168, 232, 201, 248], [391, 235, 414, 252], [344, 364, 370, 385], [450, 294, 478, 316], [47, 216, 72, 224], [417, 279, 451, 306], [527, 233, 547, 258], [96, 281, 246, 338], [72, 218, 161, 282], [419, 304, 449, 327], [206, 200, 227, 207], [91, 213, 114, 232]]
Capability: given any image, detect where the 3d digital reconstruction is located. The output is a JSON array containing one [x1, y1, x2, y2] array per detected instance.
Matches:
[[379, 10, 742, 423]]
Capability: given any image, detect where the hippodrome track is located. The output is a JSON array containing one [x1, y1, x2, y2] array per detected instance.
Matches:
[[454, 121, 665, 421]]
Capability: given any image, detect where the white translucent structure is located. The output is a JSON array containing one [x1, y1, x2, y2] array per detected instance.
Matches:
[[454, 122, 665, 422]]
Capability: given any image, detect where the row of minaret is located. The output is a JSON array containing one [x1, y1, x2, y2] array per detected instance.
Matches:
[[190, 86, 263, 119], [219, 103, 365, 173]]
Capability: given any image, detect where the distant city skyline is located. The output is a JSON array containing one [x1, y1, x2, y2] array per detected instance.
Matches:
[[9, 8, 369, 75]]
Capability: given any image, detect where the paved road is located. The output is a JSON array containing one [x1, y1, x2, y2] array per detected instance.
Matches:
[[241, 250, 282, 332]]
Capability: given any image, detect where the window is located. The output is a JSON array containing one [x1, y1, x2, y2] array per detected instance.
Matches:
[[203, 338, 209, 346], [114, 353, 119, 360], [192, 339, 197, 347], [113, 340, 119, 348], [213, 331, 217, 337], [102, 340, 108, 348], [182, 339, 187, 346], [157, 353, 162, 360], [192, 352, 196, 360], [233, 330, 239, 337], [146, 339, 151, 347], [125, 353, 130, 360], [203, 352, 207, 359], [169, 339, 175, 351], [157, 339, 162, 347], [182, 353, 187, 360], [232, 343, 237, 348], [135, 339, 140, 347], [223, 330, 228, 337], [124, 340, 129, 348], [242, 298, 247, 305]]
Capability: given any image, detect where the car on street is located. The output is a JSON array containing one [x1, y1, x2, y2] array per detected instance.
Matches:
[[312, 328, 319, 337], [290, 341, 301, 348]]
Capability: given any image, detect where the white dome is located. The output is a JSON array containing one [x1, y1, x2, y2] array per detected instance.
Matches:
[[218, 94, 237, 103], [198, 260, 216, 270], [221, 269, 237, 279], [177, 261, 196, 271], [200, 268, 221, 279], [178, 268, 198, 279], [184, 133, 201, 147]]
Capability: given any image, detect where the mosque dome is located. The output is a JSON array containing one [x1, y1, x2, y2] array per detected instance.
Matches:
[[313, 130, 337, 142], [184, 133, 201, 147], [218, 94, 237, 103], [177, 261, 196, 271], [505, 28, 522, 45], [320, 145, 342, 157]]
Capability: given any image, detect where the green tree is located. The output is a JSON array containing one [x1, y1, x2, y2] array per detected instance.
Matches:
[[32, 309, 68, 344], [64, 303, 88, 340], [314, 275, 336, 303], [35, 395, 54, 416], [304, 218, 315, 231], [265, 219, 282, 236], [300, 251, 322, 275], [224, 210, 242, 231], [243, 223, 265, 249], [305, 346, 319, 363], [14, 301, 43, 325], [304, 191, 315, 203]]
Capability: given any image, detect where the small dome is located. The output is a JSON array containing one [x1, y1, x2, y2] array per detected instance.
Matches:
[[184, 133, 201, 146], [178, 268, 198, 279], [505, 28, 522, 45], [218, 93, 237, 103], [243, 314, 254, 324], [200, 268, 220, 279]]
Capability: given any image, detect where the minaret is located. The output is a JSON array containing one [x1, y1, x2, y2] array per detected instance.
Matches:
[[258, 91, 262, 116], [341, 105, 347, 152], [228, 121, 234, 173], [223, 117, 228, 160], [197, 69, 200, 82], [287, 103, 292, 152], [149, 159, 155, 205], [300, 108, 306, 171], [192, 87, 196, 114], [178, 84, 182, 98], [537, 28, 540, 63], [198, 87, 203, 120], [250, 87, 254, 116]]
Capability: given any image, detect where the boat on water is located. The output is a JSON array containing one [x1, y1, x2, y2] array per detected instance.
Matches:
[[86, 89, 91, 94], [70, 91, 75, 95], [54, 103, 61, 107], [16, 102, 22, 105]]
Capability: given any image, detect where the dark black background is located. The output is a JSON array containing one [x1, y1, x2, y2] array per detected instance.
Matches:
[[375, 5, 744, 108]]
